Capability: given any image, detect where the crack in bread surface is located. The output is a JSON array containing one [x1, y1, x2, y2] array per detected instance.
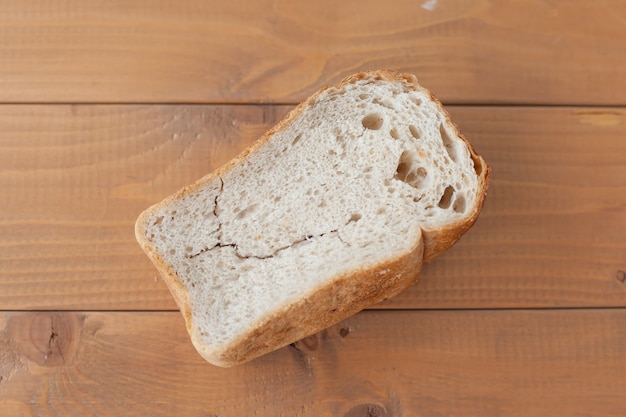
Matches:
[[186, 229, 343, 260], [186, 175, 348, 260]]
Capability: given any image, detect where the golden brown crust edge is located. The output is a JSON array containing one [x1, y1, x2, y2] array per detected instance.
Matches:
[[134, 69, 489, 366]]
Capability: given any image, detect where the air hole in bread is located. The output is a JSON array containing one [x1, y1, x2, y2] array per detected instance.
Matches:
[[372, 97, 394, 110], [377, 207, 386, 215], [405, 172, 418, 185], [153, 216, 164, 226], [390, 128, 399, 139], [335, 135, 347, 152], [438, 186, 455, 209], [292, 134, 302, 146], [359, 93, 370, 100], [394, 150, 428, 189], [471, 154, 484, 176], [439, 123, 457, 162], [348, 213, 362, 223], [453, 194, 466, 213], [395, 155, 412, 180], [409, 125, 421, 139], [169, 249, 176, 255], [362, 113, 384, 130], [236, 204, 258, 220]]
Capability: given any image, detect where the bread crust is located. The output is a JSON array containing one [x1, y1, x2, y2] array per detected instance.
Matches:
[[135, 70, 489, 366]]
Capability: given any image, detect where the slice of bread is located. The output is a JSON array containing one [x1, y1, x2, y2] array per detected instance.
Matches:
[[135, 70, 489, 367]]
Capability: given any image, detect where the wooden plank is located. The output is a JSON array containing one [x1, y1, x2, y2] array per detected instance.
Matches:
[[1, 309, 626, 416], [1, 1, 626, 105], [0, 105, 274, 310], [2, 105, 626, 310]]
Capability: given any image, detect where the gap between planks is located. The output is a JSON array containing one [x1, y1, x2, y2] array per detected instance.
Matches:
[[2, 102, 626, 108], [3, 306, 626, 313]]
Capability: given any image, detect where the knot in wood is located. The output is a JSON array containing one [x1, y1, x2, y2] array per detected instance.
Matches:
[[339, 326, 350, 338], [12, 312, 81, 367], [344, 403, 388, 417]]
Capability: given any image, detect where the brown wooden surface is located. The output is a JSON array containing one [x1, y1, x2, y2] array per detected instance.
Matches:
[[3, 1, 626, 415], [1, 310, 626, 416], [2, 105, 625, 310], [1, 0, 626, 105]]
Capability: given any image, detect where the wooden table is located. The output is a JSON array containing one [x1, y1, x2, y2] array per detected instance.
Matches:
[[2, 1, 626, 415]]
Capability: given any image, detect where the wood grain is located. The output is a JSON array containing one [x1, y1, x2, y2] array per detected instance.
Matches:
[[1, 0, 626, 105], [0, 105, 274, 310], [2, 105, 626, 310], [1, 309, 626, 416]]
